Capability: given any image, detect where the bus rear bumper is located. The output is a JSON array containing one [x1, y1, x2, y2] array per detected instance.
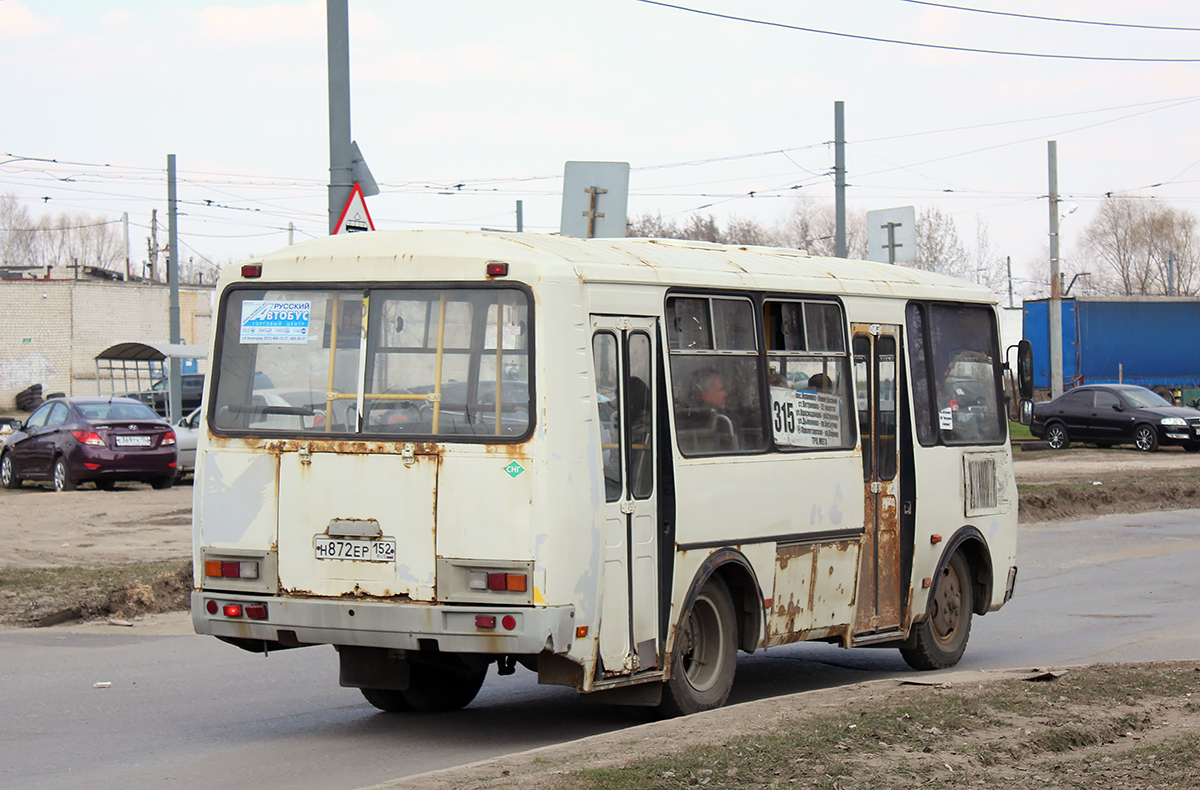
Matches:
[[191, 592, 576, 655]]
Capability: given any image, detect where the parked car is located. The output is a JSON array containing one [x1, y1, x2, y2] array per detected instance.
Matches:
[[1031, 384, 1200, 452], [174, 406, 202, 480], [124, 373, 205, 417], [0, 397, 178, 491]]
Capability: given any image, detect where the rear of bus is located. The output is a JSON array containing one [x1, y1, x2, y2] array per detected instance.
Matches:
[[190, 241, 579, 711]]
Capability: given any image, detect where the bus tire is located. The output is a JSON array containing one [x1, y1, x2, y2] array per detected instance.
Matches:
[[360, 687, 413, 712], [901, 552, 973, 671], [659, 575, 737, 717], [401, 661, 488, 712]]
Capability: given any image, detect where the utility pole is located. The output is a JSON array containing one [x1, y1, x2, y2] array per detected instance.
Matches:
[[834, 101, 846, 258], [148, 209, 160, 283], [1048, 141, 1064, 399], [1006, 255, 1013, 308], [516, 200, 524, 232], [122, 212, 130, 281], [167, 154, 182, 424], [327, 0, 352, 234]]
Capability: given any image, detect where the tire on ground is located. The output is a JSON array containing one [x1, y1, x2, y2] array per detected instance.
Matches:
[[658, 574, 738, 717], [901, 551, 973, 670], [53, 457, 77, 492], [399, 660, 488, 712]]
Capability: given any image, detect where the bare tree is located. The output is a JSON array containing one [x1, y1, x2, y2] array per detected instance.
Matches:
[[0, 193, 125, 273], [969, 218, 1013, 301], [911, 206, 970, 278], [778, 198, 868, 258], [625, 212, 777, 245], [1080, 195, 1197, 296]]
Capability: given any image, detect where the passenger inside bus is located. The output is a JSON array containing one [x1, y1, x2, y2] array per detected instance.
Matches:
[[675, 368, 738, 453]]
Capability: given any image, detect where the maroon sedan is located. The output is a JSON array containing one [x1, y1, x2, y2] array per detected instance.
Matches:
[[0, 397, 178, 492]]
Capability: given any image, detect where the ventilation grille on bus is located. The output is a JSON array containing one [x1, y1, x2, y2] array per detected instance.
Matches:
[[963, 454, 1001, 517]]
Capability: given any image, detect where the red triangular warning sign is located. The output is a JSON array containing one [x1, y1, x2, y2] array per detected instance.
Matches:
[[333, 182, 375, 234]]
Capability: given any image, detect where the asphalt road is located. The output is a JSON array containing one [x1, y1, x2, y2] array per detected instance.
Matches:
[[2, 508, 1199, 790]]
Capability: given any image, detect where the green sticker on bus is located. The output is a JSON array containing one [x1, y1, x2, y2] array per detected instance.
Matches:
[[503, 461, 525, 478]]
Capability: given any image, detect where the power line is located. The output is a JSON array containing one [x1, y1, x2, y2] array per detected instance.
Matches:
[[899, 0, 1200, 32], [637, 0, 1200, 62]]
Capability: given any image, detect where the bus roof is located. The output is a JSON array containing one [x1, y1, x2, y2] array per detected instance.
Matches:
[[243, 230, 997, 304]]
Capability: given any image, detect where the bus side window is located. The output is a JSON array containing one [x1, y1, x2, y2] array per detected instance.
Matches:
[[908, 302, 1004, 445], [667, 295, 764, 456], [593, 332, 622, 502], [764, 299, 855, 451]]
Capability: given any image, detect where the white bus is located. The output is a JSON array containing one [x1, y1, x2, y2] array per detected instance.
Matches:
[[192, 230, 1032, 716]]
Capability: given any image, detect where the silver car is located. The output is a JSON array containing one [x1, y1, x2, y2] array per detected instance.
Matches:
[[174, 407, 201, 480]]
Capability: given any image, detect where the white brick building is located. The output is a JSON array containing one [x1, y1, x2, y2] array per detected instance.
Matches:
[[0, 275, 213, 409]]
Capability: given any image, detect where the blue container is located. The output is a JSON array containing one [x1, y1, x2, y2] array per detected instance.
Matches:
[[1023, 297, 1200, 390]]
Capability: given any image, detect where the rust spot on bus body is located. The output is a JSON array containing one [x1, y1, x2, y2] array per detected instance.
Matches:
[[770, 540, 856, 645], [482, 442, 532, 461], [283, 587, 415, 602], [212, 435, 445, 459]]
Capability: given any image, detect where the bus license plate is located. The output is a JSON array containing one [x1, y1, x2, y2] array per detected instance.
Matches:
[[314, 537, 396, 562]]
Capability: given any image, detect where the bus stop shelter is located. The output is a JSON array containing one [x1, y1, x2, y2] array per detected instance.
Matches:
[[94, 342, 207, 421]]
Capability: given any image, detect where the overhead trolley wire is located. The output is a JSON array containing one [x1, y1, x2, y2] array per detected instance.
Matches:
[[898, 0, 1200, 33], [637, 0, 1200, 62]]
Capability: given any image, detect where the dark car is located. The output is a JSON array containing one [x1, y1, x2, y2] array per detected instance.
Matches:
[[1031, 384, 1200, 452], [0, 397, 178, 491], [124, 373, 205, 417]]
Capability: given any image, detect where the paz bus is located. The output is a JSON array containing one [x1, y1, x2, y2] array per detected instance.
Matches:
[[191, 230, 1032, 716]]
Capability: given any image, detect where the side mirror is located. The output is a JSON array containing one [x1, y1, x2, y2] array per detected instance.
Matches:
[[1015, 339, 1034, 401], [1112, 402, 1124, 412], [1019, 398, 1033, 426]]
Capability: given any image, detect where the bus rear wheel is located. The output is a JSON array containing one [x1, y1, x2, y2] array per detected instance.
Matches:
[[360, 688, 413, 712], [659, 575, 737, 717], [403, 660, 488, 712], [901, 552, 973, 670]]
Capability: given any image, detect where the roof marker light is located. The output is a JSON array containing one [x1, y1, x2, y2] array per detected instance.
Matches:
[[241, 263, 263, 278], [485, 261, 509, 277]]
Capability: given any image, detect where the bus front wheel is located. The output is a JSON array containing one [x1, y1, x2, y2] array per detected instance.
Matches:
[[900, 552, 973, 671], [659, 575, 737, 717]]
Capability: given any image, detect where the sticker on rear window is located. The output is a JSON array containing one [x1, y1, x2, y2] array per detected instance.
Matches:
[[240, 300, 312, 344]]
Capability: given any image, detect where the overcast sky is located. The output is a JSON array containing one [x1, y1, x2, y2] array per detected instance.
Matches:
[[4, 0, 1200, 295]]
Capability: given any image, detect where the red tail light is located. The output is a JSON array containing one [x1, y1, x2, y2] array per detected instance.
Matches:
[[162, 429, 177, 446], [71, 430, 104, 447]]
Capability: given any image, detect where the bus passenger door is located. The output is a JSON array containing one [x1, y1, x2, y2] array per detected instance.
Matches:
[[852, 323, 904, 635], [591, 317, 660, 676]]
